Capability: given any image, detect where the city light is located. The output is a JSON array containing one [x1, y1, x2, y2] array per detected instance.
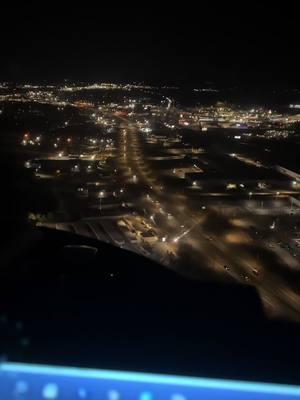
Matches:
[[5, 78, 300, 326]]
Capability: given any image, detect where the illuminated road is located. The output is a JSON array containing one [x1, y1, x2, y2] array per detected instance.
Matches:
[[111, 115, 300, 322], [8, 83, 300, 322], [28, 96, 300, 322]]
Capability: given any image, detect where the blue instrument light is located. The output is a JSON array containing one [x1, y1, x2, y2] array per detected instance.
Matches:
[[1, 362, 300, 399]]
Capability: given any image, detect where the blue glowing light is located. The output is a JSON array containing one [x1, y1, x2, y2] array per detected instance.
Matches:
[[139, 392, 153, 400], [1, 362, 300, 399], [42, 383, 59, 399]]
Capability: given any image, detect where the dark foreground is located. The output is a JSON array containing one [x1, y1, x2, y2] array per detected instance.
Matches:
[[1, 227, 300, 386]]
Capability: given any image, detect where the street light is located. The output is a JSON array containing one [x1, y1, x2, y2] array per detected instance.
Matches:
[[270, 220, 276, 230], [99, 191, 105, 212], [249, 192, 253, 201]]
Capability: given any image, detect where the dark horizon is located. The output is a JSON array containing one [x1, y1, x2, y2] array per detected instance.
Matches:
[[1, 3, 299, 88]]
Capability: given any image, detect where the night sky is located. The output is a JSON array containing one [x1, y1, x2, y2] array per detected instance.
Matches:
[[1, 4, 299, 87]]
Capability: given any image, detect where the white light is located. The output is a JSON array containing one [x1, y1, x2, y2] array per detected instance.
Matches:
[[42, 383, 58, 399], [107, 390, 120, 400], [270, 221, 276, 230], [162, 236, 167, 243], [58, 152, 63, 158], [173, 237, 179, 243], [192, 181, 197, 186], [292, 181, 297, 185]]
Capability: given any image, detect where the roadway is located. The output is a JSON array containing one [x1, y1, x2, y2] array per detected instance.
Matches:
[[111, 114, 300, 321]]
